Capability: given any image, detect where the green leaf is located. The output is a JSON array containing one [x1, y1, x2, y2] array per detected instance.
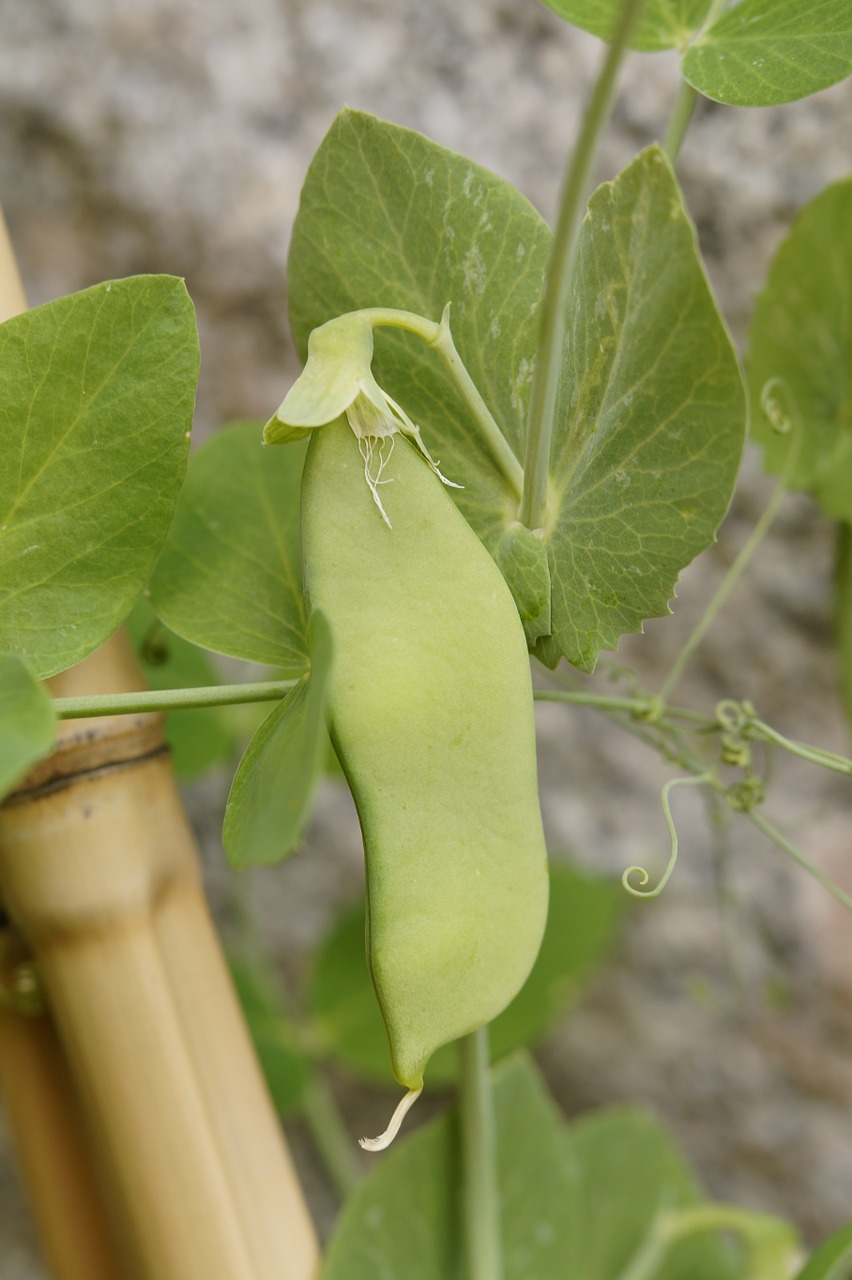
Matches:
[[546, 146, 745, 670], [0, 276, 198, 678], [682, 0, 852, 107], [310, 862, 624, 1085], [229, 956, 311, 1115], [538, 0, 712, 51], [150, 423, 309, 670], [795, 1223, 852, 1280], [287, 108, 550, 561], [125, 599, 237, 779], [222, 610, 332, 868], [564, 1108, 742, 1280], [0, 654, 56, 798], [748, 178, 852, 521], [322, 1056, 581, 1280]]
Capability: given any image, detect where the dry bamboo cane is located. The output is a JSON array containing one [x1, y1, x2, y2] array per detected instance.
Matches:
[[0, 929, 131, 1280], [0, 221, 320, 1279]]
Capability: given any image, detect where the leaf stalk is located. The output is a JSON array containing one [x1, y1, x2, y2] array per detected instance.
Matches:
[[663, 0, 732, 161], [52, 680, 297, 719], [520, 0, 647, 532], [360, 307, 524, 498], [657, 402, 803, 704]]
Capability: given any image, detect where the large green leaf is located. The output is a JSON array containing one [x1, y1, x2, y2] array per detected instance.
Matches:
[[125, 599, 237, 779], [310, 863, 624, 1085], [288, 116, 744, 672], [538, 0, 711, 51], [544, 146, 745, 670], [748, 179, 852, 521], [150, 423, 309, 670], [287, 108, 550, 562], [0, 276, 198, 678], [683, 0, 852, 107], [324, 1057, 750, 1280], [322, 1056, 581, 1280], [222, 610, 332, 868], [795, 1223, 852, 1280], [565, 1109, 742, 1280], [0, 654, 56, 799]]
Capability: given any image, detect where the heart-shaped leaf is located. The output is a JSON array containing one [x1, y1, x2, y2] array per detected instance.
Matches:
[[682, 0, 852, 107], [0, 276, 198, 677], [748, 178, 852, 521], [538, 0, 712, 51], [544, 146, 745, 670]]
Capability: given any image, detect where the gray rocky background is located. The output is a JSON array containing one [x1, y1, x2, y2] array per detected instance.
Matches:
[[1, 1, 851, 1274]]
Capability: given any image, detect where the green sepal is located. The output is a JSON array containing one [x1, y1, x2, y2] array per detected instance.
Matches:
[[222, 610, 333, 868], [493, 523, 552, 647]]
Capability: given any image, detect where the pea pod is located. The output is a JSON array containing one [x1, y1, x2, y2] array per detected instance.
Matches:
[[300, 416, 549, 1096]]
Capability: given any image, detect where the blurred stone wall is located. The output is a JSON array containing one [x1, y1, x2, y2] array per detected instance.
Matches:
[[1, 1, 851, 1274]]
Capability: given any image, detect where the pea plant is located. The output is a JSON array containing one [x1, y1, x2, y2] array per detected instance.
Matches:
[[1, 0, 851, 1277]]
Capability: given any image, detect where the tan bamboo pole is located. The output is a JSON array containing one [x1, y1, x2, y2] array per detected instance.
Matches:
[[0, 217, 320, 1278], [0, 931, 130, 1280], [0, 207, 26, 320]]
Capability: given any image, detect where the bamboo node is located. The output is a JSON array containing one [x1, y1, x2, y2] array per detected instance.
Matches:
[[0, 957, 46, 1017]]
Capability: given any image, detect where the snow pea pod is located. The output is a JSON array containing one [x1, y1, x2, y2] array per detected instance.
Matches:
[[301, 416, 548, 1097]]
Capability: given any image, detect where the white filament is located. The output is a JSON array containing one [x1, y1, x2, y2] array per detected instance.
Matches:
[[358, 1086, 423, 1152], [358, 433, 396, 527]]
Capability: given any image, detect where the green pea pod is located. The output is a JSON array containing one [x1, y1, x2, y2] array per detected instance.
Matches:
[[301, 417, 549, 1096]]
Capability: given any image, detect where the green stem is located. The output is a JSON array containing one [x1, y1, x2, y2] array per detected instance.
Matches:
[[429, 310, 524, 498], [300, 1073, 362, 1202], [662, 78, 699, 162], [750, 719, 852, 777], [533, 687, 709, 726], [52, 679, 297, 719], [51, 681, 852, 783], [459, 1026, 501, 1280], [662, 0, 730, 162], [520, 0, 647, 532], [358, 307, 524, 499], [657, 414, 803, 705], [747, 810, 852, 914], [834, 520, 852, 726]]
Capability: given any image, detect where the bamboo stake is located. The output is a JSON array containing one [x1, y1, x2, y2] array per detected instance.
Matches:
[[0, 931, 129, 1280], [2, 655, 319, 1280], [0, 760, 258, 1279], [0, 214, 320, 1277], [0, 206, 26, 321], [153, 851, 320, 1278]]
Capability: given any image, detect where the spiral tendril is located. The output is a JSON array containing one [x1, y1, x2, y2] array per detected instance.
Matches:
[[622, 774, 710, 899]]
